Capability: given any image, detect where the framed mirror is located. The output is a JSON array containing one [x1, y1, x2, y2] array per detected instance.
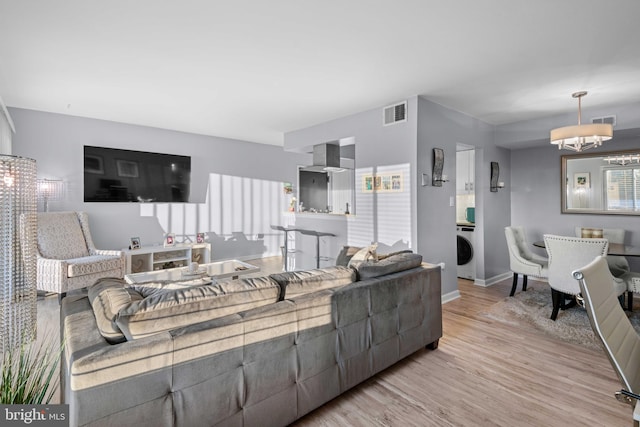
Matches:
[[561, 149, 640, 215]]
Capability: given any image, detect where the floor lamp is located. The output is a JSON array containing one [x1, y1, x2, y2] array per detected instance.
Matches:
[[0, 155, 37, 352], [37, 178, 64, 212]]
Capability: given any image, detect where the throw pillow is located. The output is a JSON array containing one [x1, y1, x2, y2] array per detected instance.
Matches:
[[347, 244, 379, 268], [335, 246, 362, 266], [88, 278, 143, 344]]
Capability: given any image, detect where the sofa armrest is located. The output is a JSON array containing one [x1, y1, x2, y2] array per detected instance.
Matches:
[[62, 296, 173, 426]]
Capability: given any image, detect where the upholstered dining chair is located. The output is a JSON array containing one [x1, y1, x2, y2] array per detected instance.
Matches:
[[573, 227, 630, 278], [573, 256, 640, 427], [33, 211, 124, 299], [544, 234, 626, 321], [504, 226, 548, 296]]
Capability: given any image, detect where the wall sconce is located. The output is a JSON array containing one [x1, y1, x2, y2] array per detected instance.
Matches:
[[490, 162, 505, 192], [432, 148, 449, 186]]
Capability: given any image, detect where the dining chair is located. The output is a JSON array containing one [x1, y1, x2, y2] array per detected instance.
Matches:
[[573, 256, 640, 427], [573, 227, 630, 277], [544, 234, 626, 321], [504, 226, 548, 297]]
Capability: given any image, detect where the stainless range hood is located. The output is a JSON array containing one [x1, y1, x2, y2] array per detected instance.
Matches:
[[301, 143, 346, 172]]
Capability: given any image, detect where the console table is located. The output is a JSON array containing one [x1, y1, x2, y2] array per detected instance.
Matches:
[[123, 243, 211, 274]]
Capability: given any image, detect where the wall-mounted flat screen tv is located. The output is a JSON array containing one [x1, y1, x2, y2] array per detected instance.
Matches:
[[84, 146, 191, 203]]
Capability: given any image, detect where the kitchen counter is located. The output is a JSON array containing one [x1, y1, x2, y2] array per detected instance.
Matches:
[[288, 211, 352, 219], [281, 212, 350, 270]]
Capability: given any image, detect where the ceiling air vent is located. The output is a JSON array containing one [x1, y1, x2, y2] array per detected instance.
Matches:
[[383, 101, 407, 126], [591, 115, 616, 127]]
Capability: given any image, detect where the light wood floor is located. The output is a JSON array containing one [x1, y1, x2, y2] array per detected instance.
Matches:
[[291, 275, 633, 427]]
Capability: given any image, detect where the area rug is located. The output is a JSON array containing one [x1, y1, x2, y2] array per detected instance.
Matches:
[[482, 284, 640, 351]]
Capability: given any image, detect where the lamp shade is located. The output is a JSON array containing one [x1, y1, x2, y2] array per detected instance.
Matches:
[[550, 91, 613, 152], [0, 155, 37, 351], [550, 123, 613, 151]]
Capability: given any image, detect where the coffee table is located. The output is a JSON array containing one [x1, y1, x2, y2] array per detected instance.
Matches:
[[124, 259, 260, 284]]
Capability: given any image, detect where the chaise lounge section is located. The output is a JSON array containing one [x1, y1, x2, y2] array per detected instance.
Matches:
[[61, 252, 442, 426]]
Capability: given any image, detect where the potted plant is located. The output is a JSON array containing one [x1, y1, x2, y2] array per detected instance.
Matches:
[[0, 332, 62, 404]]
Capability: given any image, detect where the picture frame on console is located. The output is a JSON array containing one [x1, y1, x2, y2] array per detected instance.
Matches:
[[130, 237, 141, 250], [196, 232, 205, 244], [164, 233, 175, 248]]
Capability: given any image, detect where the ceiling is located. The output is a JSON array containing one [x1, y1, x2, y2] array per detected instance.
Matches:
[[2, 0, 640, 148]]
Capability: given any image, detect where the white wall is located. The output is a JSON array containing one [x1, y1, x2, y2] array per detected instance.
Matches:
[[9, 108, 309, 259]]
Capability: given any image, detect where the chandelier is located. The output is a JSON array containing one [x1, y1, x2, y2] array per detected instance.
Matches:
[[550, 91, 613, 152], [603, 154, 640, 166]]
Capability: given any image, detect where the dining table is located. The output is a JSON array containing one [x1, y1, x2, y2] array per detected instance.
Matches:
[[532, 241, 640, 257]]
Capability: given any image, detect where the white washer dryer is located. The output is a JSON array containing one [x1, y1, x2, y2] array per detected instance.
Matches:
[[457, 225, 476, 280]]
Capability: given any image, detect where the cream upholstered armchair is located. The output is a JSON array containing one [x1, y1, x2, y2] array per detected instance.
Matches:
[[573, 227, 630, 277], [573, 256, 640, 427], [35, 211, 124, 298], [544, 234, 626, 321], [504, 226, 548, 297]]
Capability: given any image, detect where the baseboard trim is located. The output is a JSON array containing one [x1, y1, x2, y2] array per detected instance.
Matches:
[[442, 289, 461, 304], [473, 272, 513, 287], [473, 272, 549, 287]]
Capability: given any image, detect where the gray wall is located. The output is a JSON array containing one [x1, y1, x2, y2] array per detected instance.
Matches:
[[416, 97, 510, 296], [511, 135, 640, 270], [10, 108, 309, 258], [285, 97, 419, 252]]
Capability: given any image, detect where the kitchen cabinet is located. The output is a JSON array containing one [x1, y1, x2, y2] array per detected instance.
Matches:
[[456, 149, 475, 194]]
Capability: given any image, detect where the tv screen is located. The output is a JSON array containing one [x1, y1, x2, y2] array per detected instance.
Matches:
[[84, 146, 191, 203]]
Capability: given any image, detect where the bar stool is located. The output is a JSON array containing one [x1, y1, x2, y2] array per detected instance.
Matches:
[[298, 229, 336, 268], [270, 225, 300, 271]]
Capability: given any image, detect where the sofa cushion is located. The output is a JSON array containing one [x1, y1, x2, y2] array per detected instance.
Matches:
[[128, 277, 215, 298], [116, 276, 280, 340], [88, 278, 143, 344], [67, 255, 125, 277], [270, 266, 356, 300], [37, 212, 89, 259], [354, 252, 423, 280]]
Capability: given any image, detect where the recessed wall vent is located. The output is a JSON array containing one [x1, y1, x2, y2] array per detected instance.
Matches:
[[383, 101, 407, 126], [591, 115, 616, 127]]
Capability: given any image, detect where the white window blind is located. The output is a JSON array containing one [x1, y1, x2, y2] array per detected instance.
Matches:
[[605, 168, 640, 211]]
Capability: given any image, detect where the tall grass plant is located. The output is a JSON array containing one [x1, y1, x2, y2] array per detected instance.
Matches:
[[0, 331, 61, 404]]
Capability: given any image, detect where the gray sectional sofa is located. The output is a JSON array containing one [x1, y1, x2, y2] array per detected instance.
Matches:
[[60, 252, 442, 426]]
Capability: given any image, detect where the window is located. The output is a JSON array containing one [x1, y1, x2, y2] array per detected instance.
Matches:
[[604, 167, 640, 211]]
